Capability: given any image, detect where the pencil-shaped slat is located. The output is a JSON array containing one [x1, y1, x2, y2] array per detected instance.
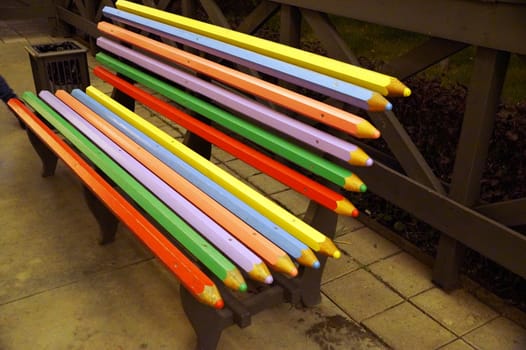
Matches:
[[102, 6, 392, 112], [22, 91, 247, 293], [97, 21, 380, 139], [8, 97, 224, 309], [95, 52, 367, 193], [73, 88, 320, 269], [40, 91, 272, 285], [57, 90, 297, 278], [85, 86, 342, 259], [97, 38, 373, 167], [114, 0, 410, 98], [93, 66, 358, 217]]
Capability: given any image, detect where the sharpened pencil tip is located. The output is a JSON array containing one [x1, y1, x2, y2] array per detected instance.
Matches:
[[355, 120, 381, 139], [386, 78, 411, 97], [296, 248, 319, 268], [348, 147, 373, 166], [318, 238, 340, 258], [335, 198, 358, 217], [352, 208, 359, 218], [344, 173, 366, 192], [214, 299, 225, 309], [360, 184, 367, 193], [248, 262, 273, 284], [224, 269, 247, 292], [312, 261, 320, 269], [198, 285, 224, 309], [273, 255, 298, 277], [367, 93, 392, 112]]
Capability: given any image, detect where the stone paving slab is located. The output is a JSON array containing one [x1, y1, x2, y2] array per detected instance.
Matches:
[[321, 252, 360, 284], [0, 218, 151, 305], [220, 295, 388, 350], [336, 215, 365, 236], [248, 172, 289, 194], [211, 146, 237, 163], [334, 227, 401, 266], [322, 269, 403, 322], [439, 339, 476, 350], [463, 317, 526, 350], [224, 158, 260, 179], [0, 261, 197, 350], [411, 288, 499, 336], [369, 251, 435, 298], [363, 302, 456, 349], [0, 118, 153, 305], [0, 248, 389, 350], [271, 188, 311, 216]]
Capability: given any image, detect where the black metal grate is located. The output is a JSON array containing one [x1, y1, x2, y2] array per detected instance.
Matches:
[[45, 57, 84, 92], [26, 40, 90, 93]]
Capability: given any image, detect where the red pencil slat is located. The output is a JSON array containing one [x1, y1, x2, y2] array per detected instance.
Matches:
[[94, 66, 358, 217], [97, 21, 380, 139], [8, 97, 224, 309]]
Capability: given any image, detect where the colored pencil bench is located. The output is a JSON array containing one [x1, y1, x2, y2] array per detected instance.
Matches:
[[10, 2, 410, 349]]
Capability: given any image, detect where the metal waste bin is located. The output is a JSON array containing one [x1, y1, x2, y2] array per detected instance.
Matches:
[[25, 40, 90, 93]]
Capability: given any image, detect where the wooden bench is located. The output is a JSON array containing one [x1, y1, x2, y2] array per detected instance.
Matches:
[[10, 2, 410, 349]]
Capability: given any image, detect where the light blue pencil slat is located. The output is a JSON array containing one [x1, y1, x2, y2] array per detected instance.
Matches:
[[102, 6, 391, 111], [71, 89, 317, 266], [97, 37, 370, 165], [40, 90, 266, 278]]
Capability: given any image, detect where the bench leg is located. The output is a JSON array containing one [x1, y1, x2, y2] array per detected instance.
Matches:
[[17, 117, 26, 129], [180, 285, 234, 350], [26, 127, 58, 177], [82, 185, 119, 245], [111, 80, 136, 111], [183, 131, 212, 160], [299, 201, 338, 307]]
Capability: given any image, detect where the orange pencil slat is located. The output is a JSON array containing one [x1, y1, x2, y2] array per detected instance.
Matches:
[[56, 90, 298, 278], [97, 22, 380, 139], [93, 66, 359, 217], [8, 97, 224, 309]]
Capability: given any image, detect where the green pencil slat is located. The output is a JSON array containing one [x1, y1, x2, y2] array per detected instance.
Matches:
[[22, 91, 236, 282], [96, 52, 353, 189]]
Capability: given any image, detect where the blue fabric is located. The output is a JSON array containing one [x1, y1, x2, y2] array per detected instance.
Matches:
[[0, 75, 16, 103]]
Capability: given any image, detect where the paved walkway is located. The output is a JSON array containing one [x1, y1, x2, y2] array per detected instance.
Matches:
[[1, 18, 525, 350]]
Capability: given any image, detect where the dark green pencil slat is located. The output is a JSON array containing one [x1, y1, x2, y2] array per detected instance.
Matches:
[[22, 91, 235, 281], [96, 52, 354, 189]]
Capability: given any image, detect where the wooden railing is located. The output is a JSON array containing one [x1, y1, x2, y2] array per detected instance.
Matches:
[[53, 0, 526, 290], [0, 0, 54, 20]]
